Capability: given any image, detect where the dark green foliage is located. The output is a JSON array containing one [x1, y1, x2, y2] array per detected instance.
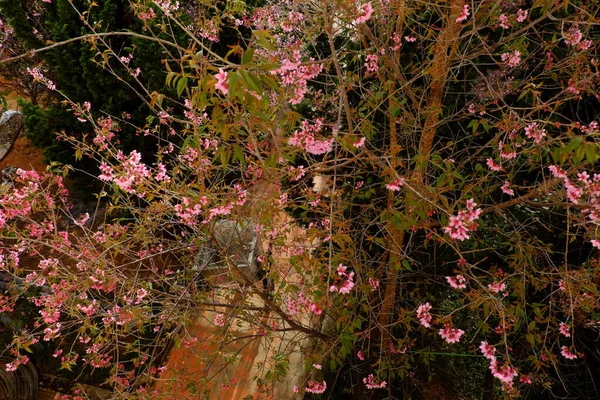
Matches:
[[0, 0, 167, 197]]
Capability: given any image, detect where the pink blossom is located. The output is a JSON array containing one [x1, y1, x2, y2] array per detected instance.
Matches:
[[154, 163, 170, 182], [499, 14, 510, 29], [365, 54, 378, 73], [455, 4, 470, 23], [338, 279, 355, 294], [214, 313, 225, 327], [329, 264, 355, 294], [288, 119, 334, 155], [524, 122, 546, 144], [486, 158, 502, 171], [214, 68, 229, 95], [489, 358, 518, 384], [353, 137, 366, 148], [501, 150, 517, 159], [564, 179, 583, 204], [355, 3, 374, 24], [27, 67, 56, 90], [309, 303, 323, 315], [501, 181, 515, 196], [369, 278, 379, 290], [363, 374, 387, 389], [446, 275, 467, 289], [479, 341, 496, 359], [564, 26, 583, 47], [501, 50, 521, 68], [581, 121, 599, 135], [520, 375, 533, 384], [416, 302, 433, 328], [488, 281, 506, 293], [560, 346, 578, 360], [592, 240, 600, 249], [567, 78, 580, 95], [548, 165, 566, 179], [357, 351, 365, 360], [516, 9, 528, 23], [444, 199, 482, 241], [438, 323, 465, 343], [305, 380, 327, 394], [559, 322, 571, 337], [391, 32, 402, 51], [386, 177, 404, 191]]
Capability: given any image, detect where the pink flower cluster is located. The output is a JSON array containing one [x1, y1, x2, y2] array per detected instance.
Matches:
[[416, 302, 432, 327], [183, 99, 208, 125], [355, 3, 373, 24], [456, 4, 470, 23], [329, 264, 355, 294], [438, 323, 465, 343], [214, 68, 229, 95], [489, 358, 518, 386], [137, 7, 156, 21], [563, 25, 592, 51], [446, 274, 467, 289], [444, 198, 482, 241], [98, 150, 151, 194], [93, 116, 118, 150], [305, 380, 327, 394], [549, 165, 600, 222], [363, 374, 387, 389], [286, 291, 322, 316], [501, 181, 514, 196], [288, 119, 334, 155], [487, 281, 506, 294], [27, 67, 56, 90], [501, 50, 521, 68], [559, 322, 571, 337], [486, 158, 502, 171], [560, 346, 578, 360], [524, 122, 546, 144], [365, 54, 378, 73], [386, 177, 404, 191], [480, 342, 518, 387], [479, 341, 496, 359], [499, 14, 510, 29], [155, 0, 179, 15], [6, 354, 29, 372], [270, 51, 323, 104], [214, 313, 225, 327]]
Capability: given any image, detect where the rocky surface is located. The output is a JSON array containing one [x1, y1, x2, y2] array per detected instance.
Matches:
[[0, 110, 23, 162]]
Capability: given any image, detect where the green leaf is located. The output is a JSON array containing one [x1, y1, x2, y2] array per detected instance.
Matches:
[[391, 105, 402, 117], [584, 143, 598, 163], [402, 260, 413, 271], [566, 137, 583, 152], [176, 75, 188, 98], [219, 148, 231, 170], [233, 144, 245, 165], [240, 69, 261, 93], [525, 333, 535, 346], [242, 47, 255, 65], [254, 30, 276, 51]]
